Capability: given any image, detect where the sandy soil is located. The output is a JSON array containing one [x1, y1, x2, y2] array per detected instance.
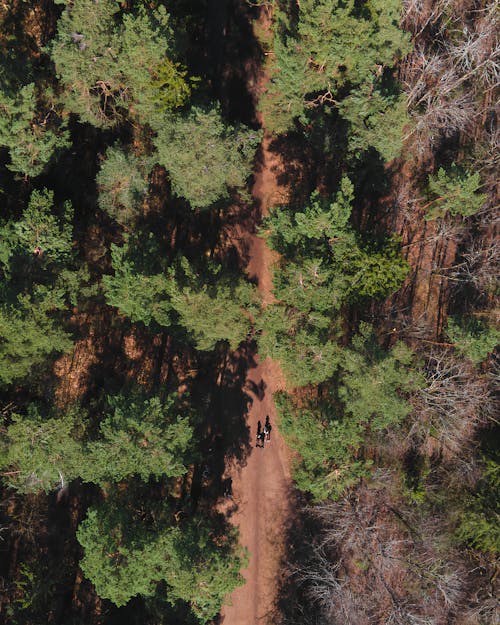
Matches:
[[219, 7, 294, 622]]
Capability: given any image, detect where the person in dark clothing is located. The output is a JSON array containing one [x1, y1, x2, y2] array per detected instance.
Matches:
[[264, 415, 272, 442], [256, 420, 262, 447]]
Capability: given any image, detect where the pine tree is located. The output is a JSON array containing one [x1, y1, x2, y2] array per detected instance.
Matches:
[[274, 326, 420, 500], [0, 189, 76, 385], [0, 393, 195, 491], [456, 452, 500, 554], [97, 145, 153, 225], [167, 257, 259, 351], [11, 189, 74, 266], [50, 0, 122, 127], [275, 392, 369, 501], [77, 491, 245, 621], [88, 394, 193, 485], [446, 316, 499, 365], [261, 0, 411, 136], [0, 83, 69, 177], [120, 8, 193, 127], [258, 179, 409, 386], [51, 2, 191, 127], [0, 404, 84, 493], [338, 323, 422, 433], [154, 106, 261, 208], [425, 165, 486, 220], [337, 80, 408, 161], [104, 240, 259, 351], [0, 292, 72, 385], [102, 240, 173, 327]]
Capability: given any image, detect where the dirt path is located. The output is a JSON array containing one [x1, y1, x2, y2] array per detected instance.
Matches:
[[219, 7, 294, 624]]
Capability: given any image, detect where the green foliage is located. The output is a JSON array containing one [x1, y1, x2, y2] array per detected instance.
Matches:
[[154, 106, 261, 208], [104, 239, 259, 351], [258, 179, 409, 386], [77, 493, 245, 621], [0, 83, 69, 177], [88, 394, 193, 484], [0, 292, 72, 385], [456, 453, 500, 554], [167, 257, 259, 351], [51, 2, 190, 127], [0, 189, 77, 384], [446, 315, 499, 364], [337, 81, 408, 161], [275, 326, 419, 500], [338, 323, 422, 433], [258, 305, 341, 387], [425, 165, 486, 220], [119, 8, 194, 126], [266, 179, 408, 305], [261, 0, 411, 136], [0, 405, 84, 492], [77, 502, 172, 607], [276, 392, 370, 501], [102, 240, 173, 326], [97, 145, 153, 225], [50, 0, 122, 127], [0, 393, 194, 491], [12, 189, 74, 265], [150, 58, 194, 112]]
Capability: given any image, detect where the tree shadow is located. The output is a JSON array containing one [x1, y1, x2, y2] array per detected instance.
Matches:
[[187, 341, 259, 509], [270, 493, 325, 625]]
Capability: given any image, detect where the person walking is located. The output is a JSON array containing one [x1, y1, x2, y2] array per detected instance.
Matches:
[[256, 420, 262, 448], [258, 430, 266, 448], [264, 415, 272, 442]]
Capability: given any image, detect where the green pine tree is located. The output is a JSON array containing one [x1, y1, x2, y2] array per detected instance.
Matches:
[[261, 0, 411, 136], [97, 145, 153, 225], [446, 315, 499, 365], [0, 189, 77, 385], [154, 106, 261, 208], [77, 491, 245, 621], [258, 179, 409, 387], [51, 2, 192, 127], [0, 404, 84, 492], [425, 165, 486, 220], [104, 239, 259, 351], [0, 83, 69, 177], [88, 394, 193, 485], [274, 325, 420, 500]]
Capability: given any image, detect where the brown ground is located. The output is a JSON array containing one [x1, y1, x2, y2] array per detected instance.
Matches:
[[220, 8, 294, 622]]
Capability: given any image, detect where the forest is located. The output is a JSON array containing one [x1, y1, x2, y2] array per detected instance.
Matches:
[[0, 0, 498, 624]]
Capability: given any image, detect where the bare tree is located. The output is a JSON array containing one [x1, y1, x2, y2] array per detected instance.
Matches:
[[301, 482, 468, 625], [437, 237, 500, 294], [410, 350, 492, 458]]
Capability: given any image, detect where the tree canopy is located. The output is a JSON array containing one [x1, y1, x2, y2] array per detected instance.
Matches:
[[97, 145, 153, 225], [0, 83, 69, 177], [258, 178, 409, 386], [0, 189, 76, 385], [0, 393, 195, 492], [276, 325, 421, 500], [261, 0, 412, 161], [425, 165, 486, 220], [77, 491, 245, 621], [51, 2, 191, 127], [104, 239, 259, 351], [154, 106, 261, 208]]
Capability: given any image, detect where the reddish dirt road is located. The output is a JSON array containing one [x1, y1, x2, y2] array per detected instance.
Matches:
[[220, 8, 294, 622], [219, 156, 291, 623]]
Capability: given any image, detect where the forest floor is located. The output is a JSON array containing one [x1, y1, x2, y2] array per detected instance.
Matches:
[[218, 7, 295, 624]]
